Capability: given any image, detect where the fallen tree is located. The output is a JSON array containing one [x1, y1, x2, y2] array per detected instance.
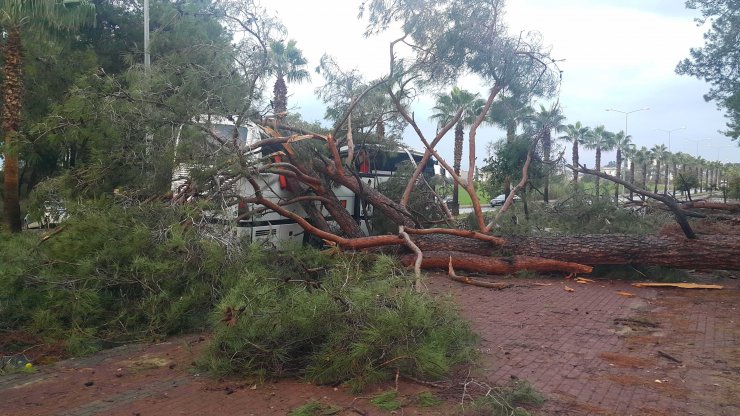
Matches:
[[401, 233, 740, 271]]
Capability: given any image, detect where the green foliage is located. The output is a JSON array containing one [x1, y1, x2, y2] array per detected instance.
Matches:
[[481, 136, 545, 198], [464, 381, 544, 416], [0, 201, 241, 355], [373, 162, 447, 234], [288, 401, 341, 416], [200, 250, 477, 392], [676, 0, 740, 141], [370, 390, 403, 411], [676, 172, 700, 193], [727, 171, 740, 199], [417, 391, 444, 407]]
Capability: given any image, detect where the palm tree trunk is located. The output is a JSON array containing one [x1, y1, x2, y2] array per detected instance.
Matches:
[[452, 122, 463, 215], [273, 75, 288, 122], [642, 164, 648, 189], [595, 147, 601, 197], [375, 118, 385, 139], [614, 149, 622, 202], [663, 163, 669, 194], [572, 140, 579, 183], [629, 161, 635, 200], [2, 27, 23, 233], [654, 161, 661, 193], [672, 163, 678, 197], [543, 130, 551, 203]]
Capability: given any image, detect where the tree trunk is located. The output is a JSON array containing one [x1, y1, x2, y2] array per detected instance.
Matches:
[[629, 160, 635, 200], [273, 76, 288, 121], [614, 149, 622, 203], [654, 160, 661, 193], [2, 27, 23, 233], [595, 147, 601, 197], [318, 160, 416, 228], [572, 140, 579, 183], [408, 233, 740, 271], [663, 162, 669, 194], [543, 130, 551, 203], [401, 252, 593, 275], [452, 122, 463, 215]]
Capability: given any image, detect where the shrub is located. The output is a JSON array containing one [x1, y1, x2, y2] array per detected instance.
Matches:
[[0, 201, 244, 355], [200, 249, 478, 392]]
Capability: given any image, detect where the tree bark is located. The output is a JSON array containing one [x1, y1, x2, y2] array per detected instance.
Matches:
[[317, 159, 416, 228], [401, 251, 593, 275], [407, 233, 740, 271], [2, 27, 23, 233], [452, 122, 463, 215]]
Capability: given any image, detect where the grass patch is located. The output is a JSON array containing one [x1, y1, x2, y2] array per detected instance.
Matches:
[[463, 380, 545, 416], [288, 401, 341, 416], [417, 391, 444, 407], [370, 390, 402, 411]]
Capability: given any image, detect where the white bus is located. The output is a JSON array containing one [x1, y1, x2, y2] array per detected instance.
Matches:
[[172, 120, 437, 246]]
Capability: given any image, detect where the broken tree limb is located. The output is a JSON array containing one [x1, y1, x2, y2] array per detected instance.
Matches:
[[399, 226, 423, 291], [447, 257, 512, 289], [401, 252, 593, 275], [567, 163, 699, 239], [679, 201, 740, 213]]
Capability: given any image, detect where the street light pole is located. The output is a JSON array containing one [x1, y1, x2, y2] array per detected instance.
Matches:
[[144, 0, 150, 72], [655, 126, 685, 153], [605, 107, 649, 199]]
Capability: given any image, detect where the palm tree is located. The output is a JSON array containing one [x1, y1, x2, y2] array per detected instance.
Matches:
[[487, 93, 531, 142], [650, 144, 668, 193], [430, 87, 485, 215], [269, 39, 310, 122], [634, 147, 652, 190], [524, 104, 565, 203], [671, 152, 689, 196], [559, 122, 590, 184], [622, 144, 637, 199], [611, 131, 632, 202], [662, 152, 673, 194], [582, 125, 614, 197], [1, 0, 95, 232]]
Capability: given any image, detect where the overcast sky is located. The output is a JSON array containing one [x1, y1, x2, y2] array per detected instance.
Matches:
[[269, 0, 740, 169]]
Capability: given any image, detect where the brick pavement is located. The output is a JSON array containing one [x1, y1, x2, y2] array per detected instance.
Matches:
[[427, 275, 740, 415], [1, 274, 738, 415]]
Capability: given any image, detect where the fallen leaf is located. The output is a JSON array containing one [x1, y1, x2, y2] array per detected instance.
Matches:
[[564, 286, 575, 292], [616, 291, 635, 298], [575, 277, 595, 284]]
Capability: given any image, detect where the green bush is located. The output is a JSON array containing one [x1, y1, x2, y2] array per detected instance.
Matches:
[[0, 201, 242, 355], [200, 250, 478, 392]]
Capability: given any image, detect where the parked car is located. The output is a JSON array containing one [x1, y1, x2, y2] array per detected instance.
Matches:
[[41, 201, 68, 228], [489, 194, 520, 207]]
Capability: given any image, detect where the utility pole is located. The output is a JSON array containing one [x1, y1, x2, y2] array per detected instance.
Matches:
[[144, 0, 150, 72]]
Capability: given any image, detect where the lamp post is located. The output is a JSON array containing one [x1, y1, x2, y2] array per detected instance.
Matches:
[[606, 107, 649, 198], [655, 126, 685, 153], [606, 107, 650, 139], [144, 0, 150, 71], [687, 138, 712, 158]]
